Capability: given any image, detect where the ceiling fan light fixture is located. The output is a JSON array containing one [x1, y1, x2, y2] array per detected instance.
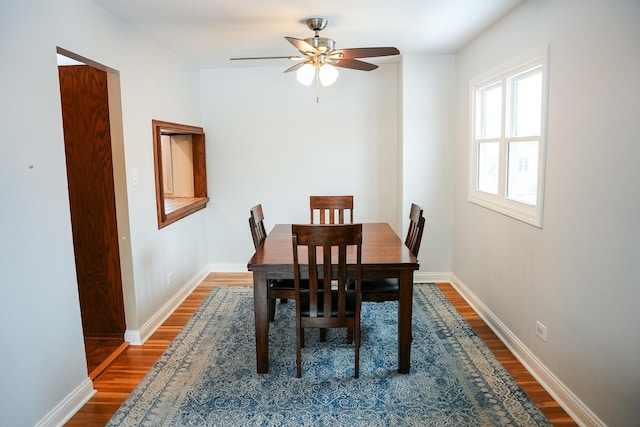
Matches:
[[319, 64, 339, 86], [230, 17, 399, 96], [296, 63, 315, 86]]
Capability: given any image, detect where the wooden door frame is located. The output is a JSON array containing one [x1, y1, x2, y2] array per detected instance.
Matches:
[[57, 47, 136, 348]]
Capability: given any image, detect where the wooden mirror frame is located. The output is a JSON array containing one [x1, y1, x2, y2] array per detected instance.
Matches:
[[152, 119, 209, 228]]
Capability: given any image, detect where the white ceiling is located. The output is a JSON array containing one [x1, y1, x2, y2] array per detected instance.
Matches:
[[92, 0, 523, 69]]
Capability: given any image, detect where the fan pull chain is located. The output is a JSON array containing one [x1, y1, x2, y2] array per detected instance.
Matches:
[[315, 67, 321, 103]]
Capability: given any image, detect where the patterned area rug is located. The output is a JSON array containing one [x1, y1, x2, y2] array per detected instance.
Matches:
[[108, 284, 551, 426]]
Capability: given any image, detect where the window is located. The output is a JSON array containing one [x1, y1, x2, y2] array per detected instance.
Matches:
[[468, 45, 549, 227], [152, 120, 209, 229]]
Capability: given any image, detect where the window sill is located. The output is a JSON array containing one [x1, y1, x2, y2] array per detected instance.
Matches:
[[468, 190, 542, 228], [160, 196, 209, 229]]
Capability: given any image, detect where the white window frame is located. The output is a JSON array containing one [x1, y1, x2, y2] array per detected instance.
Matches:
[[468, 45, 549, 228]]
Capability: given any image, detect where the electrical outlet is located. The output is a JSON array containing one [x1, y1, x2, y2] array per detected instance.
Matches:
[[536, 321, 548, 341], [167, 272, 174, 285]]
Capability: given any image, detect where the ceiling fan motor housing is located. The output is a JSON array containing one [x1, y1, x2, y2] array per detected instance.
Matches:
[[305, 36, 335, 54]]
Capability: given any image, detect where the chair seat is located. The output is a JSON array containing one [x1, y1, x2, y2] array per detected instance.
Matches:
[[299, 290, 357, 317], [349, 278, 399, 293], [270, 279, 309, 295], [362, 278, 399, 293], [350, 278, 399, 302], [269, 279, 296, 290], [269, 279, 308, 317]]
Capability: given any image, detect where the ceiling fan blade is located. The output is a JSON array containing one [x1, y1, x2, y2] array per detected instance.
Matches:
[[334, 58, 378, 71], [332, 47, 400, 59], [230, 56, 304, 61], [285, 37, 319, 55], [283, 61, 310, 73]]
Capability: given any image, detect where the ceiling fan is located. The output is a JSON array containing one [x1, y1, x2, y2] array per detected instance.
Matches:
[[230, 18, 400, 88]]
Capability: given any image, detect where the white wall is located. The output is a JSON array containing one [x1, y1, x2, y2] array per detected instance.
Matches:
[[200, 64, 402, 268], [0, 0, 208, 425], [401, 54, 456, 275], [200, 56, 456, 276], [453, 0, 640, 425]]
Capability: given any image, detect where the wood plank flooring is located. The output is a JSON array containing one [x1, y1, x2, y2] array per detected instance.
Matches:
[[66, 273, 576, 426], [435, 283, 577, 426]]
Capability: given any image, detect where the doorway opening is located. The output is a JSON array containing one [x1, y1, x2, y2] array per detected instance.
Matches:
[[57, 48, 134, 379]]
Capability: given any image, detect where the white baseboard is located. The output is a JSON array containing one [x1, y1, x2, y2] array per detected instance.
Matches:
[[35, 378, 95, 427], [125, 266, 210, 346], [211, 265, 453, 284], [124, 328, 142, 346], [209, 262, 249, 273], [414, 271, 451, 283], [448, 273, 604, 427]]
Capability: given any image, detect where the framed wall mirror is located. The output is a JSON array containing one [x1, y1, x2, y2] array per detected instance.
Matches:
[[152, 119, 208, 228]]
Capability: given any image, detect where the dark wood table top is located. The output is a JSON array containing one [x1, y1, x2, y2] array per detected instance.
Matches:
[[248, 223, 419, 272]]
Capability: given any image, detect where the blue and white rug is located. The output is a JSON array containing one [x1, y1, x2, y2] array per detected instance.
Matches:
[[108, 284, 551, 426]]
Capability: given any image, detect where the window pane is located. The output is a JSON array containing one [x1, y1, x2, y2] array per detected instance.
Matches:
[[478, 142, 499, 194], [507, 141, 538, 204], [512, 71, 542, 137], [478, 84, 502, 138]]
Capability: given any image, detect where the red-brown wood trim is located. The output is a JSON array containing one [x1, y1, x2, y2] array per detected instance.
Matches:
[[152, 119, 208, 228]]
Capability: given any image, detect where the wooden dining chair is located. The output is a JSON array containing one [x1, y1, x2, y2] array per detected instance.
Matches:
[[309, 195, 355, 341], [249, 204, 299, 322], [310, 195, 354, 224], [360, 203, 425, 302], [292, 223, 363, 378]]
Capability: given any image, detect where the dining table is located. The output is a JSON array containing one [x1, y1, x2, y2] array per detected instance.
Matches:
[[247, 222, 419, 374]]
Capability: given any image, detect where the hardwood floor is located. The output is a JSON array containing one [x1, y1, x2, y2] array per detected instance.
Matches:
[[66, 273, 576, 426], [435, 283, 577, 426], [84, 338, 129, 380]]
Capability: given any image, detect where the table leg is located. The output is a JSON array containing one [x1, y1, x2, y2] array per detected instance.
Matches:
[[398, 270, 413, 373], [253, 271, 269, 373]]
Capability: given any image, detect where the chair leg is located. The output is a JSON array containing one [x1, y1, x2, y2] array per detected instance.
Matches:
[[354, 325, 360, 378], [296, 327, 303, 378], [320, 328, 327, 342], [268, 298, 276, 322], [347, 327, 353, 345]]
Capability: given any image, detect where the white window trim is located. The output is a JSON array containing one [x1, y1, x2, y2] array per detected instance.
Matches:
[[468, 45, 549, 228]]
